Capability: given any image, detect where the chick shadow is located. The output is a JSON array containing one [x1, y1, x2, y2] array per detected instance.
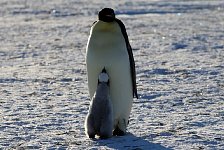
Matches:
[[96, 133, 172, 150]]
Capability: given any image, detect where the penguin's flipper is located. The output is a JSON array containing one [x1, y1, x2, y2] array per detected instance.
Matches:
[[115, 18, 138, 98]]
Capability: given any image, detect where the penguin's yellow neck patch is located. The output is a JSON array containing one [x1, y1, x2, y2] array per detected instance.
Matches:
[[92, 20, 118, 32]]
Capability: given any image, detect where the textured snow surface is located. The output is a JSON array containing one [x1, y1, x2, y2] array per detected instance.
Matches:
[[0, 0, 224, 149]]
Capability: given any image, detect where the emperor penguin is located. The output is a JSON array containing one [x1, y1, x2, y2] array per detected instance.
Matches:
[[85, 68, 113, 139], [86, 8, 138, 136]]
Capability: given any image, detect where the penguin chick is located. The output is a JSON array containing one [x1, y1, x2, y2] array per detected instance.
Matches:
[[85, 68, 113, 139]]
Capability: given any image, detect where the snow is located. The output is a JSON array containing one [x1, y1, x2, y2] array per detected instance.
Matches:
[[0, 0, 224, 149]]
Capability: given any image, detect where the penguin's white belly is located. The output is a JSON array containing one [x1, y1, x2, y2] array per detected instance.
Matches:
[[86, 31, 133, 127]]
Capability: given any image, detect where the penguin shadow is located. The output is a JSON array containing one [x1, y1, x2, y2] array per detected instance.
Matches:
[[96, 133, 172, 150]]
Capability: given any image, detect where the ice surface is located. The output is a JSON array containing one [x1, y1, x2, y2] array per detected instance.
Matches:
[[0, 0, 223, 149]]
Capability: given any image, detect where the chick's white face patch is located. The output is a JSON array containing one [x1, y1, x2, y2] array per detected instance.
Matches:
[[98, 72, 109, 82]]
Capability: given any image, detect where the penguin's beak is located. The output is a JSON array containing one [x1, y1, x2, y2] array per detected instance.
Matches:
[[105, 14, 113, 17], [101, 15, 115, 22], [102, 67, 107, 73]]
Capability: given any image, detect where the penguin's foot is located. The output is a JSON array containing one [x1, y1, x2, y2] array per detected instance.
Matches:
[[89, 134, 95, 139], [99, 135, 110, 139], [113, 127, 125, 136]]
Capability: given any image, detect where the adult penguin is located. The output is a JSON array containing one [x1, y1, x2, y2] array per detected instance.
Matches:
[[86, 8, 138, 136]]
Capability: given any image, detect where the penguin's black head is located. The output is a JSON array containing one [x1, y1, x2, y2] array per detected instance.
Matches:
[[98, 8, 115, 22]]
